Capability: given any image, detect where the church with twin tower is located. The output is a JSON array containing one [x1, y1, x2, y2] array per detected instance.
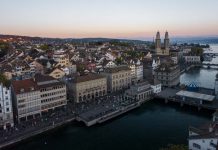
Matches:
[[155, 31, 170, 56]]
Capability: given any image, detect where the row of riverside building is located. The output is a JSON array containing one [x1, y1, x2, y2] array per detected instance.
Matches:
[[0, 64, 162, 129], [0, 74, 67, 129], [12, 74, 67, 123]]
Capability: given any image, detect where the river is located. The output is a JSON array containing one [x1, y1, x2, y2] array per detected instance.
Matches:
[[13, 44, 218, 150], [14, 102, 210, 150]]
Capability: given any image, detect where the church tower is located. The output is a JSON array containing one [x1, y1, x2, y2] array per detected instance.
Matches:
[[164, 31, 170, 50], [155, 31, 161, 53]]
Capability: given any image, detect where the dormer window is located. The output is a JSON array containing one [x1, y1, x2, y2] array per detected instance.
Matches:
[[30, 87, 35, 91], [20, 88, 24, 92]]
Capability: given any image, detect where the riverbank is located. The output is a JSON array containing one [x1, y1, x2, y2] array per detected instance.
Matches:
[[0, 117, 75, 150], [9, 100, 211, 150], [0, 98, 149, 149]]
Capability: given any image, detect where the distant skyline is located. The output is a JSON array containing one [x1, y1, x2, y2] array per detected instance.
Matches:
[[1, 0, 218, 40]]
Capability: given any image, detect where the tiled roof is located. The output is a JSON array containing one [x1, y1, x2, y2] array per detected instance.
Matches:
[[155, 63, 179, 72], [12, 79, 39, 94], [104, 65, 131, 73], [73, 73, 105, 83], [34, 74, 56, 82]]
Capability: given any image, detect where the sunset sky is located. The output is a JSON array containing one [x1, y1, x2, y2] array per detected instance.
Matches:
[[1, 0, 218, 39]]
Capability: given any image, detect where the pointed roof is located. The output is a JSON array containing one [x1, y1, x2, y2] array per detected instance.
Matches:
[[156, 31, 160, 39]]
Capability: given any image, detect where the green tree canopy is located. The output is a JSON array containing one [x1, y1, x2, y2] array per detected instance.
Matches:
[[0, 41, 9, 58], [115, 57, 123, 65], [191, 47, 203, 56], [0, 73, 10, 87], [39, 44, 51, 51]]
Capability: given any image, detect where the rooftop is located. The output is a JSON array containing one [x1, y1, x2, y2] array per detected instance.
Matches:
[[176, 90, 215, 102], [73, 73, 105, 83], [155, 63, 179, 72], [12, 79, 39, 94], [104, 65, 131, 73]]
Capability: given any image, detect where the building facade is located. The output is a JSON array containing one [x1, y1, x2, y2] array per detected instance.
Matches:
[[102, 66, 131, 93], [188, 111, 218, 150], [0, 84, 14, 129], [35, 74, 67, 112], [12, 79, 41, 122], [12, 75, 67, 122], [129, 60, 143, 83], [215, 74, 218, 97], [53, 50, 71, 67], [125, 81, 153, 102], [72, 74, 107, 103], [154, 63, 180, 87], [184, 56, 201, 64], [150, 81, 162, 94]]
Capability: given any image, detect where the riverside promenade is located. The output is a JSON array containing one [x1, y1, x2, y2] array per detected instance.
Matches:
[[76, 100, 142, 126], [0, 116, 75, 149], [0, 92, 152, 149], [0, 105, 76, 150]]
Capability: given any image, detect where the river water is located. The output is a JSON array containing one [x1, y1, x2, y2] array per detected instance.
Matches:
[[13, 44, 218, 150]]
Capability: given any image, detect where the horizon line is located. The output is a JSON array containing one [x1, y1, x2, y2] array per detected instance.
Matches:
[[1, 33, 218, 41]]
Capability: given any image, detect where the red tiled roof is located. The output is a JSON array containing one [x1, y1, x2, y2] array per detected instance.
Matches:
[[12, 79, 39, 94]]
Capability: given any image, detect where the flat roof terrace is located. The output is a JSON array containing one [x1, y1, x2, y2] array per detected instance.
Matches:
[[176, 90, 215, 102]]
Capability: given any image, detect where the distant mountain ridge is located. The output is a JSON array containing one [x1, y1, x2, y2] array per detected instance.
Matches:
[[171, 37, 218, 44], [0, 34, 149, 44], [1, 34, 218, 44]]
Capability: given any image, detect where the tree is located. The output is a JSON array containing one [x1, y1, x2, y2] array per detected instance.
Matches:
[[191, 47, 203, 56], [160, 144, 188, 150], [0, 73, 10, 87], [77, 64, 85, 72], [149, 43, 155, 49], [115, 57, 122, 65], [39, 44, 50, 51], [0, 41, 9, 58]]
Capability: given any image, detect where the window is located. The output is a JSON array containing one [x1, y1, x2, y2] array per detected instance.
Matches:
[[193, 143, 201, 149]]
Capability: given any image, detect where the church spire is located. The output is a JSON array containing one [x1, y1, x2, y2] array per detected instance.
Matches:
[[164, 31, 170, 50], [156, 31, 160, 39], [165, 31, 169, 39], [155, 31, 161, 52]]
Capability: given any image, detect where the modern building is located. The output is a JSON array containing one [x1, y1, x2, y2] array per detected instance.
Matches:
[[125, 81, 153, 102], [12, 79, 41, 122], [154, 63, 180, 87], [155, 31, 170, 56], [0, 84, 14, 129], [71, 73, 107, 103], [102, 65, 131, 93], [35, 74, 67, 112], [12, 75, 67, 122]]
